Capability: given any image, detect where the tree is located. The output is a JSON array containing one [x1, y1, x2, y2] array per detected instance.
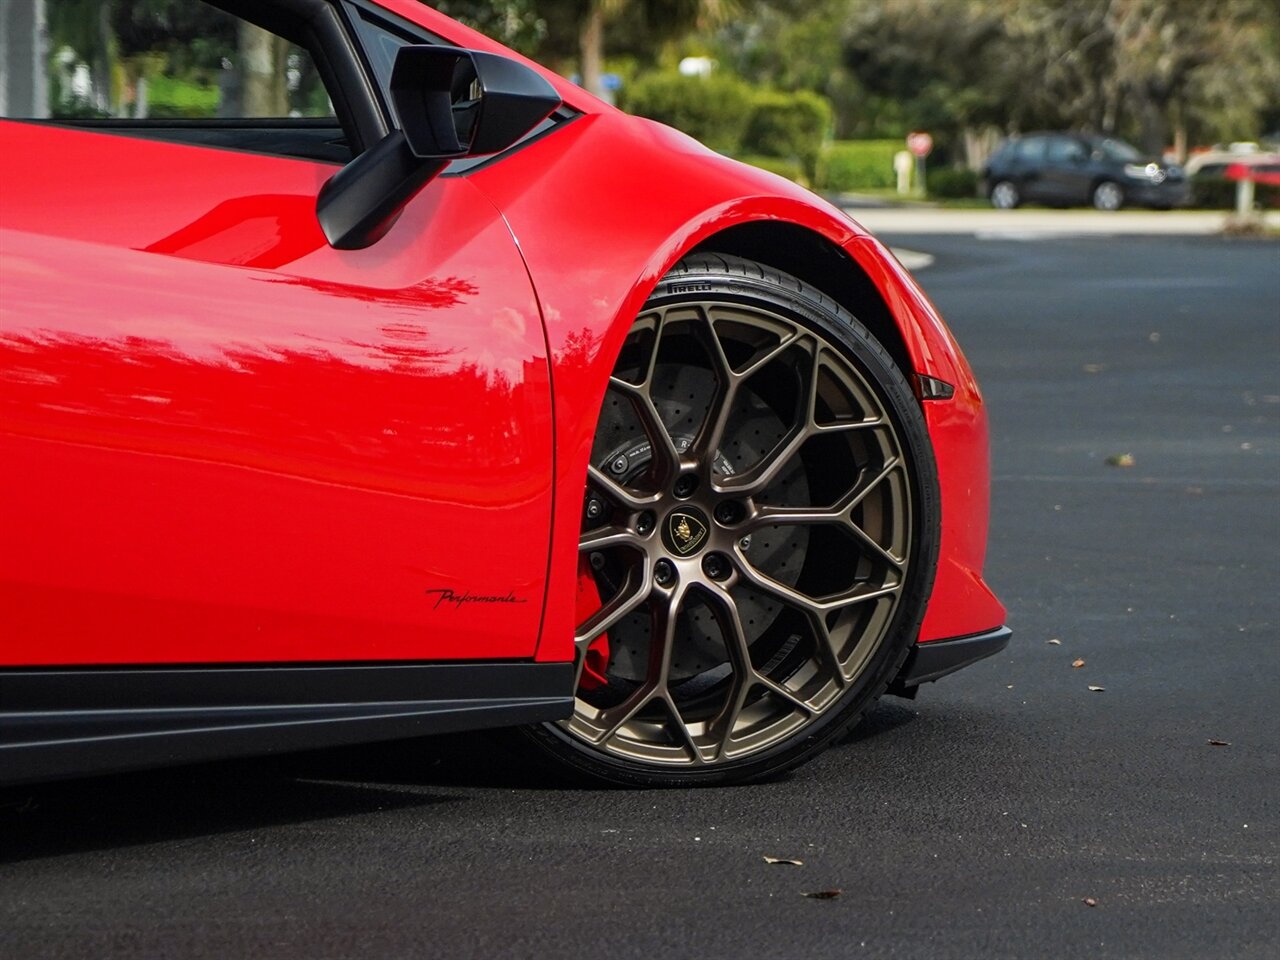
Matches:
[[840, 0, 1014, 166], [543, 0, 739, 98], [1002, 0, 1280, 156], [433, 0, 548, 54], [237, 22, 288, 117], [835, 0, 1280, 167], [1103, 0, 1280, 155]]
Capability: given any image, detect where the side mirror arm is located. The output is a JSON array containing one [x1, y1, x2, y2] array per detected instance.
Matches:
[[315, 45, 561, 251], [316, 131, 445, 251]]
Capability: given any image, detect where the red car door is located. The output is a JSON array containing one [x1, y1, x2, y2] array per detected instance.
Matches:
[[0, 16, 553, 665]]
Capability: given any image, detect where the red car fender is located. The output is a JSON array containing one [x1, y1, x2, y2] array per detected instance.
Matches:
[[468, 112, 1004, 663]]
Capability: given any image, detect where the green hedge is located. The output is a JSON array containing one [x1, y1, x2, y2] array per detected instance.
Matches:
[[621, 72, 754, 154], [146, 74, 219, 118], [623, 73, 833, 174], [740, 90, 832, 180], [816, 140, 900, 192], [739, 155, 807, 185], [926, 167, 980, 199]]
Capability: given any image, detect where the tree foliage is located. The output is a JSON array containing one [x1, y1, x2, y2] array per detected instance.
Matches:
[[834, 0, 1280, 162]]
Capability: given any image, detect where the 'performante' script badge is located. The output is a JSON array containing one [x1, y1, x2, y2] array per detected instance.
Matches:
[[424, 588, 529, 611], [667, 512, 708, 556]]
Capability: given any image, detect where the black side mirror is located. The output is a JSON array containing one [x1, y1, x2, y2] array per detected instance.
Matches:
[[317, 46, 561, 250]]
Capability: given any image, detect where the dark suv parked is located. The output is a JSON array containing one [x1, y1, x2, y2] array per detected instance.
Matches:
[[982, 133, 1189, 210]]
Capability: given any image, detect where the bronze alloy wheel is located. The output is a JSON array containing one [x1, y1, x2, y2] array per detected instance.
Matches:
[[523, 254, 940, 787]]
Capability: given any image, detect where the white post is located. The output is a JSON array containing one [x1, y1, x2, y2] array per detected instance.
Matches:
[[894, 150, 913, 196], [0, 0, 49, 118], [1235, 176, 1255, 217]]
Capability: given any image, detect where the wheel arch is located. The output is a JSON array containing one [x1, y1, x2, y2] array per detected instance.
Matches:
[[690, 221, 913, 381]]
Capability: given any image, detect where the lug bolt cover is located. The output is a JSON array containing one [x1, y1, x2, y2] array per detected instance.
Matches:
[[702, 553, 730, 581], [673, 474, 698, 498], [654, 559, 675, 586], [714, 501, 742, 524]]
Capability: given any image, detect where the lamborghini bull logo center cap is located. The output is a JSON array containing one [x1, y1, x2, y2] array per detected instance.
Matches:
[[663, 508, 709, 557]]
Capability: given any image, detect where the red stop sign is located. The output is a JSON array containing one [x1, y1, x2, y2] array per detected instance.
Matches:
[[907, 132, 933, 158]]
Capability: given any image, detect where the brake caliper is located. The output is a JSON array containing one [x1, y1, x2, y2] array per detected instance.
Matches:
[[575, 558, 610, 690]]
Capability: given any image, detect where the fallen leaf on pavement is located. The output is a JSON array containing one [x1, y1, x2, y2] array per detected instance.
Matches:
[[1105, 453, 1136, 468], [1088, 685, 1105, 692], [1208, 739, 1230, 747], [801, 889, 842, 900], [763, 856, 804, 866], [1072, 658, 1086, 668]]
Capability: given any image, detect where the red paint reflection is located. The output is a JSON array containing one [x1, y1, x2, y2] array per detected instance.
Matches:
[[144, 195, 328, 269], [0, 328, 543, 501]]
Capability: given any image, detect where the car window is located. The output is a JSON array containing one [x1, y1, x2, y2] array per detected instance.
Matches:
[[1, 0, 352, 162], [1016, 137, 1047, 162], [1098, 138, 1142, 162], [4, 0, 333, 122], [1046, 138, 1087, 164]]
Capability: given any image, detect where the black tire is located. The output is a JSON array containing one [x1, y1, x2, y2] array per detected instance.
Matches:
[[990, 180, 1021, 209], [519, 254, 940, 787]]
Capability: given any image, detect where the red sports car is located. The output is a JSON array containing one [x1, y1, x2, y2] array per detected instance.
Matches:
[[0, 0, 1007, 787]]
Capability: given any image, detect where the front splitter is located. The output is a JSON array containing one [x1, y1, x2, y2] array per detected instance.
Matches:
[[890, 625, 1012, 695]]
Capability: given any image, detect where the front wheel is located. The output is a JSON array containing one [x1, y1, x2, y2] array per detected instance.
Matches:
[[990, 180, 1020, 209], [1092, 180, 1124, 211], [519, 254, 941, 787]]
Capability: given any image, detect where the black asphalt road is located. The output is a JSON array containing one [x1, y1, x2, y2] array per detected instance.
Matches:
[[3, 235, 1277, 960]]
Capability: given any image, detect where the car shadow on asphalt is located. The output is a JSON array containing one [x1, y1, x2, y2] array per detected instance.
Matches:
[[835, 698, 919, 745], [0, 762, 454, 865], [285, 700, 923, 790], [0, 702, 920, 860]]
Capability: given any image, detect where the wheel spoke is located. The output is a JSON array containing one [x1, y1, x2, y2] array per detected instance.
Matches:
[[812, 415, 886, 434], [648, 579, 687, 695], [589, 581, 698, 753], [846, 521, 906, 570], [587, 465, 663, 512], [578, 524, 639, 552], [695, 583, 756, 757], [844, 458, 902, 512], [735, 561, 901, 614], [660, 692, 705, 764], [754, 673, 817, 714], [717, 421, 809, 495], [747, 504, 845, 527], [714, 341, 822, 495], [592, 682, 659, 745], [696, 582, 819, 759], [691, 320, 803, 466], [609, 376, 681, 484], [575, 560, 650, 646], [805, 609, 850, 688]]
